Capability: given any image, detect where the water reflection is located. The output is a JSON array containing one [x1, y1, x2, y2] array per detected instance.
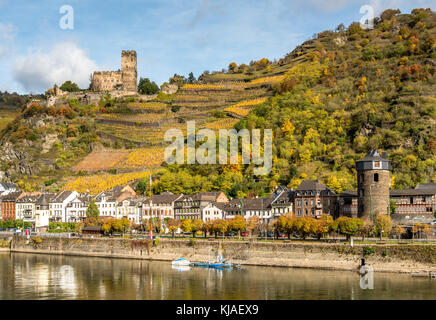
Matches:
[[1, 252, 436, 300]]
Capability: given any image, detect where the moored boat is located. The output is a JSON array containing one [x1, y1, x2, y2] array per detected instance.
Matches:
[[171, 258, 191, 266]]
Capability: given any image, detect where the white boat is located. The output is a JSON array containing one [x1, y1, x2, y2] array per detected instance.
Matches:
[[171, 258, 191, 266]]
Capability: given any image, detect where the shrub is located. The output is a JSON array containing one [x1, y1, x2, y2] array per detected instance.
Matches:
[[154, 237, 160, 246], [363, 246, 376, 256], [31, 236, 43, 244], [189, 238, 195, 247]]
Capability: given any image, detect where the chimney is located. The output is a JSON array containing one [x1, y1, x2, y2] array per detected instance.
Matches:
[[382, 152, 387, 159]]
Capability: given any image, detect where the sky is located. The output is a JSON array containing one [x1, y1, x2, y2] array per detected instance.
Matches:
[[0, 0, 434, 94]]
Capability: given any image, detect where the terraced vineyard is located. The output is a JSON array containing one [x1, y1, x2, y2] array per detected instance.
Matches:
[[91, 50, 308, 180]]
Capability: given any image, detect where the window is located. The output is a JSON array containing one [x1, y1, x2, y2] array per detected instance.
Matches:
[[374, 161, 381, 168], [374, 173, 379, 182]]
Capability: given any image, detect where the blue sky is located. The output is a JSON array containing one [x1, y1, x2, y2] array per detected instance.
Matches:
[[0, 0, 434, 94]]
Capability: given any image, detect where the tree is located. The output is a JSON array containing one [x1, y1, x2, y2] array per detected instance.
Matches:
[[138, 77, 159, 95], [202, 220, 213, 238], [102, 223, 111, 235], [373, 214, 392, 240], [211, 219, 229, 238], [421, 224, 432, 239], [191, 219, 203, 238], [229, 215, 246, 238], [187, 72, 196, 84], [228, 62, 237, 73], [166, 219, 181, 238], [60, 80, 80, 92], [392, 225, 406, 240], [389, 200, 397, 215], [312, 214, 333, 240], [246, 216, 260, 238], [358, 220, 373, 241], [333, 217, 363, 241], [86, 199, 99, 219], [121, 217, 131, 233], [181, 219, 193, 235], [169, 74, 186, 87]]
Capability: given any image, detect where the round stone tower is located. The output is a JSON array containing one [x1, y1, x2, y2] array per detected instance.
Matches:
[[356, 150, 391, 221], [121, 50, 137, 92]]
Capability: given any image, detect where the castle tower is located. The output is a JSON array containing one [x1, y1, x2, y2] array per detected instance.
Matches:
[[356, 150, 391, 221], [121, 50, 137, 92]]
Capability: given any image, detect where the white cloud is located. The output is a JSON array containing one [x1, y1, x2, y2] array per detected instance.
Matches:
[[12, 42, 98, 93], [0, 23, 17, 57]]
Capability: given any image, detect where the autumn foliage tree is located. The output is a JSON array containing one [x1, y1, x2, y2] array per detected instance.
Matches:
[[373, 214, 392, 240], [166, 219, 181, 238], [228, 215, 246, 238]]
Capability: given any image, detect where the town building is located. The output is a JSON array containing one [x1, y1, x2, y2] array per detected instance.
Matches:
[[269, 186, 294, 219], [294, 180, 336, 218], [0, 183, 18, 196], [174, 192, 228, 220], [202, 202, 227, 221], [338, 191, 358, 218], [65, 193, 92, 222], [117, 196, 144, 224], [16, 193, 41, 221], [94, 185, 136, 218], [49, 190, 78, 222], [142, 193, 183, 221], [1, 191, 23, 221]]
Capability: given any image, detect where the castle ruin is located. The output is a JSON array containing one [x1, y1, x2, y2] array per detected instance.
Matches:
[[91, 50, 137, 93]]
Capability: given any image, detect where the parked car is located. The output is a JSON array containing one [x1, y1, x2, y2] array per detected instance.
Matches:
[[241, 232, 248, 237], [228, 232, 235, 236], [430, 220, 436, 226], [0, 228, 5, 231], [279, 233, 286, 238]]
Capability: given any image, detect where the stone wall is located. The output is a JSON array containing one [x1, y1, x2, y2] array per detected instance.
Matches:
[[92, 71, 123, 91], [8, 237, 436, 273]]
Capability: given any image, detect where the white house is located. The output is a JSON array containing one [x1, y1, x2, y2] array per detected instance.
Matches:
[[16, 193, 40, 222], [0, 183, 17, 196], [49, 191, 78, 222], [202, 202, 226, 222], [117, 197, 144, 223], [65, 193, 91, 222]]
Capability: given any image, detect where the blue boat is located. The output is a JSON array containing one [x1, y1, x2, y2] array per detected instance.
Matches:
[[192, 262, 209, 267], [209, 263, 224, 268]]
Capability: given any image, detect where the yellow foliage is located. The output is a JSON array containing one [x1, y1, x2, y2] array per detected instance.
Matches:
[[182, 84, 225, 90], [63, 171, 152, 194]]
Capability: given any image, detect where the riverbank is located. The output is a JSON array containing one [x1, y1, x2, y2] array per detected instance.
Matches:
[[5, 236, 436, 274]]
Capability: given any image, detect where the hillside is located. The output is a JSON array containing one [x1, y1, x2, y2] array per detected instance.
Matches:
[[0, 8, 435, 196]]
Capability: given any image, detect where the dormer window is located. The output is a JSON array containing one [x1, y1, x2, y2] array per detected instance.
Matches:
[[373, 161, 381, 168]]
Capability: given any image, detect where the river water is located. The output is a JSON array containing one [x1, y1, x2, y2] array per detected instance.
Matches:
[[1, 252, 435, 300]]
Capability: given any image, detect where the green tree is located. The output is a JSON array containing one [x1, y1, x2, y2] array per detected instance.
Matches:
[[86, 199, 99, 219], [389, 200, 397, 215], [333, 217, 363, 241], [60, 80, 80, 92], [187, 72, 196, 84], [138, 77, 159, 94]]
